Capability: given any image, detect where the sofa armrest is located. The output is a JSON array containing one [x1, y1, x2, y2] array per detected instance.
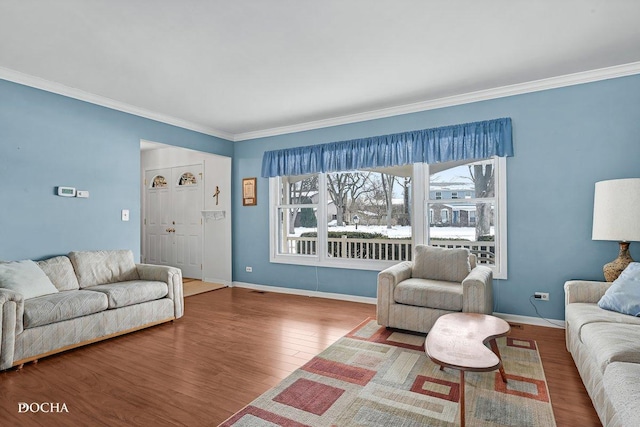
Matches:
[[564, 280, 611, 305], [0, 288, 24, 370], [377, 261, 413, 327], [462, 265, 493, 314], [136, 264, 184, 319]]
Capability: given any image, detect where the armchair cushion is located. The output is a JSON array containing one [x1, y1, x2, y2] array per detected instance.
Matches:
[[412, 245, 471, 283], [394, 278, 463, 311]]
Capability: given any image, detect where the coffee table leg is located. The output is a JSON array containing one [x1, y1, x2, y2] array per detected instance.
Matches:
[[459, 370, 465, 427], [489, 339, 508, 383]]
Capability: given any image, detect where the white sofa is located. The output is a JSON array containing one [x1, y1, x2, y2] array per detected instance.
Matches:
[[377, 245, 493, 333], [565, 280, 640, 427], [0, 250, 183, 371]]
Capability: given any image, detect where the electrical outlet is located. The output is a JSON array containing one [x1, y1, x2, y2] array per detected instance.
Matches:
[[534, 292, 549, 301], [245, 266, 252, 272]]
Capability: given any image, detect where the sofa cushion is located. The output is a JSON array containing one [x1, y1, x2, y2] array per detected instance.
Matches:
[[603, 362, 640, 427], [598, 262, 640, 316], [23, 290, 108, 329], [37, 256, 80, 291], [565, 303, 640, 343], [69, 250, 140, 288], [394, 278, 463, 311], [580, 322, 640, 372], [0, 260, 59, 299], [412, 245, 470, 283], [86, 280, 168, 309]]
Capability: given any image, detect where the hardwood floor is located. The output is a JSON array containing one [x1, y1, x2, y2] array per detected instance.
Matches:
[[0, 287, 600, 426]]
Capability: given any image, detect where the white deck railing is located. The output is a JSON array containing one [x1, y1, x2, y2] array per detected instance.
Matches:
[[285, 236, 495, 264]]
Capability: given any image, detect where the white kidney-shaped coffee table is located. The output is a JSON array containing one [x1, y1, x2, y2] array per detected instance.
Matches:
[[425, 313, 511, 427]]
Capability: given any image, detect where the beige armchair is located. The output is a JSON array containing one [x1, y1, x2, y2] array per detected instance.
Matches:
[[377, 245, 493, 333]]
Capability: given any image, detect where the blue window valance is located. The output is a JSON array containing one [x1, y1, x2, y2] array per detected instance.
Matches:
[[261, 117, 512, 178]]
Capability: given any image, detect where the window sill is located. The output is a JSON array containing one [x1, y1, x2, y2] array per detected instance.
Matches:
[[270, 254, 404, 272]]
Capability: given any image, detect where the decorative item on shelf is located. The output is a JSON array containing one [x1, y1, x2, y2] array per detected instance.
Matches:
[[201, 210, 225, 222], [242, 177, 257, 206], [592, 178, 640, 282]]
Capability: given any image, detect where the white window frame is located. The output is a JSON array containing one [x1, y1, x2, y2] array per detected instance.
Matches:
[[269, 157, 507, 278], [413, 156, 508, 279]]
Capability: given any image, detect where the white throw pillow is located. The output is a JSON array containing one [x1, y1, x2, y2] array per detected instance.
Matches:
[[0, 259, 59, 299], [599, 262, 640, 316]]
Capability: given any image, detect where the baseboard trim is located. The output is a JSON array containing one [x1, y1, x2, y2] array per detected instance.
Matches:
[[232, 281, 566, 328], [493, 312, 565, 329], [203, 278, 231, 287], [231, 281, 377, 305]]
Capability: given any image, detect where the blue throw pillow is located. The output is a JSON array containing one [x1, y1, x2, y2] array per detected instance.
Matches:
[[598, 263, 640, 316]]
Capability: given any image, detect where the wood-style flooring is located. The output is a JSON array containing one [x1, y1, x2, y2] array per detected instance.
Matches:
[[183, 279, 227, 297], [0, 287, 600, 426]]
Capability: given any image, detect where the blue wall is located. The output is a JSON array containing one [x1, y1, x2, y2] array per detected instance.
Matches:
[[0, 79, 233, 261], [3, 74, 639, 321], [233, 74, 640, 321]]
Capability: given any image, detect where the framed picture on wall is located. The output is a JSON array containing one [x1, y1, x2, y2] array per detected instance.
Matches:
[[242, 177, 257, 206]]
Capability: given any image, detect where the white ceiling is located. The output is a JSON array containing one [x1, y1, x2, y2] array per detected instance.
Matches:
[[1, 1, 640, 141]]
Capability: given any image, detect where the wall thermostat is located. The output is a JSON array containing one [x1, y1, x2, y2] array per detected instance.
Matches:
[[57, 186, 76, 197]]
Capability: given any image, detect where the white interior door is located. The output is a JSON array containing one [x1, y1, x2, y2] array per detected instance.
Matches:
[[144, 165, 203, 279], [145, 169, 172, 266], [172, 165, 203, 278]]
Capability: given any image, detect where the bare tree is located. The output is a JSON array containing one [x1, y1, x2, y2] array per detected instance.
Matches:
[[398, 176, 411, 226], [327, 172, 377, 226], [469, 163, 494, 240], [287, 176, 318, 233], [326, 173, 351, 226], [346, 172, 373, 220], [381, 174, 396, 229]]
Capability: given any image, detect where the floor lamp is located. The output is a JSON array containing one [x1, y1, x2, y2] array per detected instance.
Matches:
[[592, 178, 640, 282]]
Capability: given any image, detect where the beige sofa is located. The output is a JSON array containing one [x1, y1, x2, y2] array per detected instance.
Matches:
[[565, 280, 640, 427], [0, 250, 183, 371], [377, 245, 493, 333]]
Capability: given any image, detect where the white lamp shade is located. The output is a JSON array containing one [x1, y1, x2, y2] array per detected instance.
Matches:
[[592, 178, 640, 242]]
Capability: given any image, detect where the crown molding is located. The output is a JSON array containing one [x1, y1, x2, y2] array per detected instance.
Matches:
[[234, 61, 640, 141], [0, 66, 235, 141], [3, 62, 640, 143]]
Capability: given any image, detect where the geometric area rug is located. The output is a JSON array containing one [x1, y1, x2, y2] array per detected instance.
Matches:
[[220, 318, 556, 426]]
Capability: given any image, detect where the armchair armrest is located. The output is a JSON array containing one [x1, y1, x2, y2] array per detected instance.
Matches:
[[136, 264, 184, 319], [377, 261, 413, 327], [0, 288, 24, 370], [378, 261, 413, 289], [462, 265, 493, 314], [564, 280, 611, 305]]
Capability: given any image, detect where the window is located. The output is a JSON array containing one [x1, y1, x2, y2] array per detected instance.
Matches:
[[274, 174, 319, 257], [270, 167, 413, 270], [269, 157, 506, 278], [423, 157, 507, 279]]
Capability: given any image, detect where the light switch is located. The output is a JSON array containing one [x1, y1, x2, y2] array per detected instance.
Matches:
[[76, 190, 89, 198], [121, 209, 130, 221]]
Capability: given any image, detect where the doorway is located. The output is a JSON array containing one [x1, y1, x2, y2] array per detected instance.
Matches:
[[144, 164, 203, 279]]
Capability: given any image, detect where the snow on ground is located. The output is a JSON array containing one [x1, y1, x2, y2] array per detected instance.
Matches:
[[293, 225, 484, 240]]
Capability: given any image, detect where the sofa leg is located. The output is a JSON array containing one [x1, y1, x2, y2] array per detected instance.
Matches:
[[17, 364, 24, 371], [32, 359, 38, 365]]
